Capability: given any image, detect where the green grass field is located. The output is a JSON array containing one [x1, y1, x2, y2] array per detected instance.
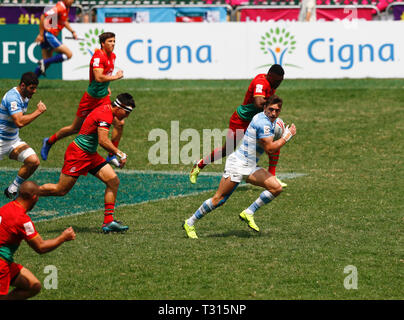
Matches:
[[0, 78, 403, 300]]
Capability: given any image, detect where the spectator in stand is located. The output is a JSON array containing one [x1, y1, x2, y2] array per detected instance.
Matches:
[[299, 0, 317, 21]]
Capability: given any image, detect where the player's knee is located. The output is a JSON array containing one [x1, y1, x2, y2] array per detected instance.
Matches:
[[25, 155, 40, 169], [269, 184, 282, 196], [108, 175, 120, 190], [65, 51, 73, 60]]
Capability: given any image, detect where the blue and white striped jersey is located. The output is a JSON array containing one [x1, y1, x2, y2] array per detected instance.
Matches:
[[234, 112, 275, 166], [0, 87, 29, 141]]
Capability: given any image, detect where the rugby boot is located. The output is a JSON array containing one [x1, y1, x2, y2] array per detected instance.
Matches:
[[239, 211, 260, 232], [183, 220, 198, 239], [102, 220, 129, 233]]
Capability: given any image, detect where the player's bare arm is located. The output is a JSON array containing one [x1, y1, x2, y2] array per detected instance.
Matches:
[[27, 227, 75, 254], [253, 95, 267, 110], [35, 15, 45, 43], [260, 124, 296, 154], [98, 127, 127, 167], [64, 20, 77, 39], [93, 68, 123, 83], [11, 101, 46, 128]]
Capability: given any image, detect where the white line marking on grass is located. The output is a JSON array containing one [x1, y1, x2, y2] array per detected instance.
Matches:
[[0, 167, 306, 179], [0, 167, 306, 223]]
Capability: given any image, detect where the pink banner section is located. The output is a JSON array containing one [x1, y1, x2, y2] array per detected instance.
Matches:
[[238, 7, 376, 21]]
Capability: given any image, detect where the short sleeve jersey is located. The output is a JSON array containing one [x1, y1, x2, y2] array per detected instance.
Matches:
[[44, 1, 70, 36], [0, 201, 38, 263], [74, 104, 113, 153], [87, 49, 116, 99], [234, 112, 275, 166], [242, 74, 276, 105], [0, 87, 29, 141]]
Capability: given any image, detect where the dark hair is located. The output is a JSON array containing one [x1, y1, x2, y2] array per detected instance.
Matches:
[[20, 72, 38, 86], [266, 94, 283, 108], [99, 32, 115, 44], [268, 64, 284, 77], [116, 93, 135, 109]]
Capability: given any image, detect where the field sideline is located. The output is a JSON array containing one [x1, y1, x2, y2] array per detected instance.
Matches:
[[0, 78, 402, 300]]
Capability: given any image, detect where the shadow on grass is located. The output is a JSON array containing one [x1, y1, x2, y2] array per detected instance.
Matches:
[[43, 225, 129, 235], [206, 229, 270, 238]]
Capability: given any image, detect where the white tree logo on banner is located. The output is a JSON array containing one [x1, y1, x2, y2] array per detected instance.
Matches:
[[258, 27, 301, 69]]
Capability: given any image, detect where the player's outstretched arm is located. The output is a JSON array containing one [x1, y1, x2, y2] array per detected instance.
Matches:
[[27, 227, 76, 254], [11, 101, 46, 128]]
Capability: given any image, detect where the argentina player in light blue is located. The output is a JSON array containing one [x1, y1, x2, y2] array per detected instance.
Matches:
[[183, 95, 296, 239], [0, 72, 47, 199]]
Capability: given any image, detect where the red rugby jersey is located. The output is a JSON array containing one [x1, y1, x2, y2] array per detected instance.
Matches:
[[87, 49, 116, 98], [242, 74, 276, 105], [74, 104, 113, 153], [0, 201, 38, 263], [44, 1, 70, 37]]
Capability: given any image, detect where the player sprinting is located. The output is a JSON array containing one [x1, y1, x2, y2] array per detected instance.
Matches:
[[38, 93, 135, 233], [190, 64, 287, 187], [0, 72, 46, 199], [34, 0, 78, 77], [0, 181, 75, 300], [183, 95, 296, 239], [40, 32, 124, 168]]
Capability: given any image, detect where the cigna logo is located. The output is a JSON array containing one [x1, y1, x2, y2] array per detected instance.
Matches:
[[78, 28, 105, 57], [259, 27, 301, 69], [126, 39, 212, 71], [74, 28, 104, 70]]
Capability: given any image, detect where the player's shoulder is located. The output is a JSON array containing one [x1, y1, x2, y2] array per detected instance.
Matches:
[[1, 201, 27, 220], [92, 49, 103, 58], [250, 73, 269, 87], [56, 0, 66, 10], [96, 104, 113, 118], [3, 88, 20, 104], [253, 73, 268, 81], [251, 112, 271, 127]]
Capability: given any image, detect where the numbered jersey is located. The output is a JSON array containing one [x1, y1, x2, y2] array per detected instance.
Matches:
[[234, 112, 276, 166], [44, 0, 70, 36], [0, 87, 29, 141], [0, 201, 38, 263], [87, 49, 116, 98], [74, 104, 113, 153], [242, 73, 276, 105]]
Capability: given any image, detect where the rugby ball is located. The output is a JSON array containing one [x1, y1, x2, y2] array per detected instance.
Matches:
[[274, 118, 285, 141]]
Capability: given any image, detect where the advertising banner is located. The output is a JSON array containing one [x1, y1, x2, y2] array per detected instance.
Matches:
[[62, 21, 402, 80], [238, 8, 300, 22], [96, 7, 228, 23], [392, 4, 404, 20], [238, 7, 375, 22], [0, 25, 62, 79], [0, 6, 77, 24]]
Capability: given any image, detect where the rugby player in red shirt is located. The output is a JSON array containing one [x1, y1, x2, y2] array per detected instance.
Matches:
[[38, 93, 135, 233], [34, 0, 78, 77], [0, 181, 75, 300], [190, 64, 287, 186], [41, 32, 125, 167]]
